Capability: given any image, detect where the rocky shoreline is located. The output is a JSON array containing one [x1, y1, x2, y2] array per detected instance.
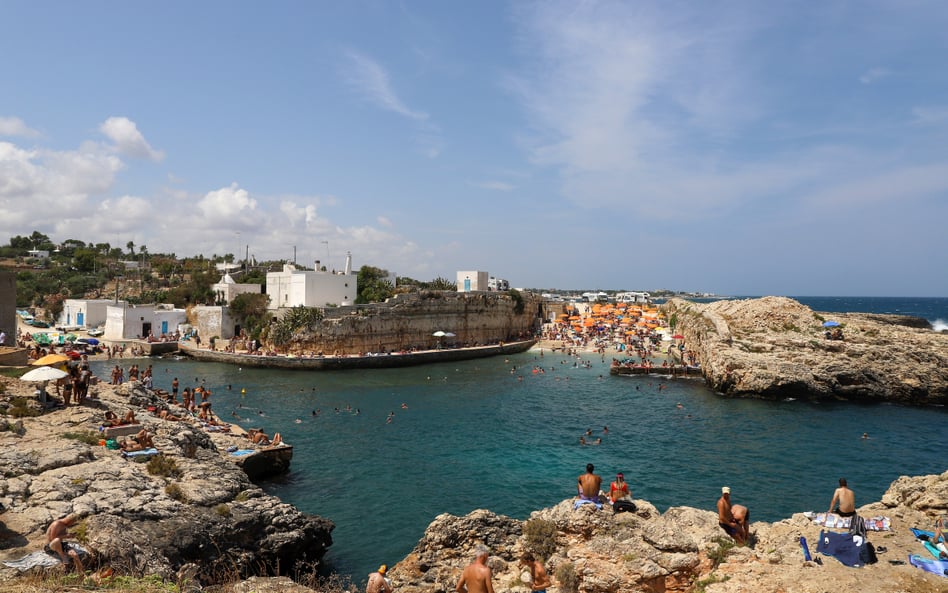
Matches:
[[0, 376, 333, 587], [662, 296, 948, 404], [378, 470, 948, 593]]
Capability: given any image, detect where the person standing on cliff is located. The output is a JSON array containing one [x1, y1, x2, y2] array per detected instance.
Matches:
[[519, 552, 551, 593], [828, 478, 856, 517], [456, 545, 494, 593], [366, 564, 393, 593]]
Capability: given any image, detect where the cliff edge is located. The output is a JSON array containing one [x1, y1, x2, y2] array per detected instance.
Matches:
[[385, 471, 948, 593], [662, 296, 948, 404]]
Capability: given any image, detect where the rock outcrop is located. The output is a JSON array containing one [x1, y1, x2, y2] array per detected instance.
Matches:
[[662, 296, 948, 404], [386, 471, 948, 593], [0, 379, 333, 586]]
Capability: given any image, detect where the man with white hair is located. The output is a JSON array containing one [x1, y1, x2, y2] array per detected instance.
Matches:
[[456, 545, 494, 593]]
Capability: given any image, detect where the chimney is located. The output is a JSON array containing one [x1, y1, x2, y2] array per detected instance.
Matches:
[[315, 260, 320, 271], [344, 252, 352, 275]]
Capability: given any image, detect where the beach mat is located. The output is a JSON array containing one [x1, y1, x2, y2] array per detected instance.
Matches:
[[811, 513, 890, 531], [121, 447, 159, 458], [908, 554, 948, 577], [229, 449, 256, 457], [3, 543, 88, 572]]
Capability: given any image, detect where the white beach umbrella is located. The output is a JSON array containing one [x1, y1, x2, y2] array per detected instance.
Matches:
[[21, 366, 69, 382], [432, 331, 446, 337]]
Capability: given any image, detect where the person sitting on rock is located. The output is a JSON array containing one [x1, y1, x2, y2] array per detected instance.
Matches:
[[246, 428, 282, 446]]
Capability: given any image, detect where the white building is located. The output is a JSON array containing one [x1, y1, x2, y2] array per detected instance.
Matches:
[[266, 252, 358, 310], [104, 303, 188, 340], [457, 271, 489, 292], [212, 273, 262, 305], [58, 299, 118, 329], [27, 250, 50, 259], [488, 276, 510, 291]]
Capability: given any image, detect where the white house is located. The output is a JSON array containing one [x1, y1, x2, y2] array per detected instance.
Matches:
[[456, 271, 489, 292], [27, 250, 50, 259], [212, 273, 262, 305], [104, 303, 187, 340], [58, 299, 118, 329], [488, 276, 510, 291], [266, 252, 358, 310]]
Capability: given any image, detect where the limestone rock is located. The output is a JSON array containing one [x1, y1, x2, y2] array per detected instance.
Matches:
[[0, 377, 334, 587], [662, 296, 948, 403]]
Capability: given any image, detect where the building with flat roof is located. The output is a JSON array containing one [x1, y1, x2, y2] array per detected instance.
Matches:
[[456, 271, 489, 292], [266, 252, 358, 310]]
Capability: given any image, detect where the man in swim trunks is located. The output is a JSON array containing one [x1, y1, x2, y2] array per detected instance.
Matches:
[[519, 552, 551, 593], [717, 486, 747, 545], [577, 463, 602, 503], [828, 478, 856, 517], [456, 545, 494, 593]]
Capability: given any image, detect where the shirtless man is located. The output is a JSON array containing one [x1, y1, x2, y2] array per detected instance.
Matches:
[[45, 514, 84, 572], [519, 552, 551, 593], [366, 564, 393, 593], [456, 545, 494, 593], [828, 478, 856, 517], [577, 463, 602, 502], [717, 486, 747, 545]]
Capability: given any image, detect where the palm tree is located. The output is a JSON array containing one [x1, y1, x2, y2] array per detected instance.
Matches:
[[126, 241, 135, 256]]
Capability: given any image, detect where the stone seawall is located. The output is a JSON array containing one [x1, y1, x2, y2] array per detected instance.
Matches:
[[278, 291, 544, 355]]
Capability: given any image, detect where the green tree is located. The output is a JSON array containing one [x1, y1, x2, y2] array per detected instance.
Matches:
[[356, 266, 395, 304], [72, 248, 98, 273], [126, 241, 135, 256], [228, 293, 271, 338]]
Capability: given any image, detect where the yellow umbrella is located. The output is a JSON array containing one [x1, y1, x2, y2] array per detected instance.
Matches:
[[30, 353, 71, 366]]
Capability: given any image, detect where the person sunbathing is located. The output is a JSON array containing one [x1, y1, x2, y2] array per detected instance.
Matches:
[[158, 409, 185, 421], [103, 410, 137, 427], [121, 429, 154, 452]]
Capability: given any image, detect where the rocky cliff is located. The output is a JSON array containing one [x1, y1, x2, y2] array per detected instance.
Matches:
[[384, 471, 948, 593], [662, 296, 948, 404], [0, 379, 333, 586]]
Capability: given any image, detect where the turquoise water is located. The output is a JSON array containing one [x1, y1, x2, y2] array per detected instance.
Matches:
[[86, 296, 948, 581]]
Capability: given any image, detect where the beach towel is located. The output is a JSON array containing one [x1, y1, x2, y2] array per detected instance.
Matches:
[[121, 448, 159, 458], [908, 554, 948, 577], [815, 530, 868, 567], [229, 449, 256, 457], [573, 498, 603, 510], [811, 513, 890, 531], [3, 543, 88, 572]]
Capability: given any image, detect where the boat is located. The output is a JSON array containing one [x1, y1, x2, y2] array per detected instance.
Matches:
[[179, 339, 538, 371]]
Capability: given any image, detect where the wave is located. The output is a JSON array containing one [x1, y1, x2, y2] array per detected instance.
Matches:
[[932, 318, 948, 332]]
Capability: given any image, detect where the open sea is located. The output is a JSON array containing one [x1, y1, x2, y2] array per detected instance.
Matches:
[[88, 296, 948, 583]]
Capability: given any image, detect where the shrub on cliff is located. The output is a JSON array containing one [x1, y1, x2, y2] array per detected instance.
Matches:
[[522, 518, 558, 560]]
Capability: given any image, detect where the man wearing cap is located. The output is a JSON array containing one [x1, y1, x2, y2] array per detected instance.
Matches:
[[609, 473, 631, 503], [367, 564, 393, 593], [717, 486, 748, 545]]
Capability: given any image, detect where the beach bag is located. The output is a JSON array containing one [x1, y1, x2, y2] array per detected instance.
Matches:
[[613, 500, 636, 514]]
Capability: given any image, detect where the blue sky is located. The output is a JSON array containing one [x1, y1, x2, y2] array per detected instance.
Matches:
[[2, 1, 947, 296]]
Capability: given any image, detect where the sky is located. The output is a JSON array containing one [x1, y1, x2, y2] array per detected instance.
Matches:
[[1, 1, 947, 297]]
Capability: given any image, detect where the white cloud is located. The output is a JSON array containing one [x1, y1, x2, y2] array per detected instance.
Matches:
[[859, 67, 890, 84], [377, 216, 393, 228], [197, 183, 259, 224], [0, 116, 40, 138], [911, 106, 948, 126], [342, 50, 429, 121], [99, 117, 164, 161], [474, 180, 514, 192]]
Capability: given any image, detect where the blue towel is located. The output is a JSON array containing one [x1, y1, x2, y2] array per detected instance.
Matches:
[[121, 448, 159, 458], [230, 449, 256, 457]]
